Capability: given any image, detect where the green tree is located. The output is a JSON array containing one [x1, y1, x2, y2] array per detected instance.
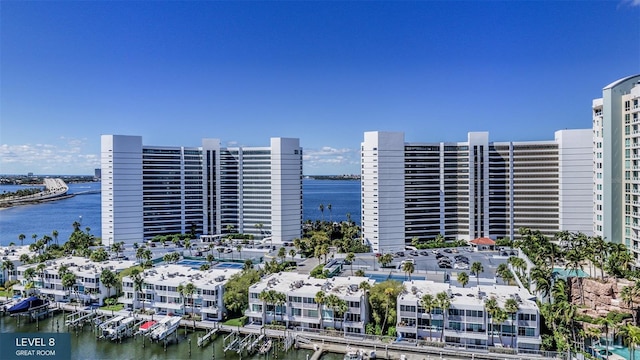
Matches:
[[130, 268, 145, 312], [485, 296, 499, 346], [619, 324, 640, 360], [319, 204, 325, 222], [402, 261, 415, 281], [470, 261, 484, 287], [457, 272, 469, 288], [2, 260, 15, 288], [420, 293, 436, 341], [378, 253, 393, 269], [223, 269, 260, 317], [100, 268, 117, 298], [504, 298, 520, 348], [184, 282, 197, 327], [90, 248, 109, 262], [345, 252, 356, 275], [184, 238, 192, 257], [315, 291, 326, 324], [436, 291, 451, 342], [62, 272, 77, 303], [18, 234, 25, 246]]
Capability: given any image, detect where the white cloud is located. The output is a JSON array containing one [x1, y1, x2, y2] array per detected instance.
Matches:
[[303, 146, 360, 174], [0, 138, 99, 175], [621, 0, 640, 6]]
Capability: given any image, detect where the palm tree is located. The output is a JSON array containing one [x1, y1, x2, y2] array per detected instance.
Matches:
[[621, 285, 639, 325], [274, 291, 287, 324], [457, 272, 469, 288], [237, 245, 243, 260], [52, 230, 59, 246], [504, 298, 519, 348], [31, 234, 38, 244], [315, 291, 326, 325], [381, 287, 396, 333], [327, 204, 332, 222], [436, 291, 450, 342], [177, 284, 186, 315], [130, 268, 145, 311], [277, 247, 286, 263], [508, 256, 527, 279], [484, 296, 499, 346], [493, 308, 508, 346], [496, 263, 510, 285], [378, 253, 393, 268], [2, 260, 15, 288], [289, 248, 296, 262], [184, 283, 197, 327], [530, 266, 552, 300], [420, 294, 436, 341], [184, 239, 192, 257], [100, 268, 117, 298], [470, 261, 484, 287], [18, 234, 25, 246], [62, 272, 77, 303], [402, 261, 415, 281], [345, 253, 355, 275], [619, 324, 640, 360]]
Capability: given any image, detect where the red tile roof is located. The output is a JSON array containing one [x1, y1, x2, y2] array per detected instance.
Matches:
[[469, 237, 495, 245]]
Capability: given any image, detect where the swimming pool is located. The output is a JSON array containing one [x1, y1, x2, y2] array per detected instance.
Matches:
[[365, 273, 426, 282], [553, 268, 589, 278], [176, 260, 244, 270]]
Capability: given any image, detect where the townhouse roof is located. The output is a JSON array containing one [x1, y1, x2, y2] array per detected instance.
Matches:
[[128, 264, 241, 290], [250, 272, 375, 300]]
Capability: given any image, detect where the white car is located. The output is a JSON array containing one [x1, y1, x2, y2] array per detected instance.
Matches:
[[454, 262, 469, 270]]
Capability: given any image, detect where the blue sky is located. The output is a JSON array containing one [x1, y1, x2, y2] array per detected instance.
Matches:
[[1, 1, 639, 175]]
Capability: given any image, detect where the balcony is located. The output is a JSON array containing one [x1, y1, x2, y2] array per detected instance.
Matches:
[[396, 323, 417, 334]]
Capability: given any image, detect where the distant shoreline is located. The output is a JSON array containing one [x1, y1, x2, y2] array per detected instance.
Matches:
[[306, 175, 360, 180]]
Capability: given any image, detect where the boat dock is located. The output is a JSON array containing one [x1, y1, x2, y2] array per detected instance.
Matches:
[[197, 328, 219, 347], [65, 310, 98, 328]]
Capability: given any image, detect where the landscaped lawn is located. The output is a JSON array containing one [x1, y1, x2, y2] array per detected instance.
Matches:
[[100, 303, 124, 312], [223, 316, 246, 327]]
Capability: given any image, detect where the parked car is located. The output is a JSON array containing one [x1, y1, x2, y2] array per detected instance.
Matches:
[[454, 262, 469, 270], [395, 252, 405, 257], [419, 251, 429, 256]]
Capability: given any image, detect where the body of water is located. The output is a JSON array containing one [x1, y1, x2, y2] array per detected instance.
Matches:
[[0, 179, 360, 246], [0, 312, 345, 360]]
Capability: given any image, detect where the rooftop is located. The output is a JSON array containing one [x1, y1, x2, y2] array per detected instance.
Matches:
[[398, 280, 538, 311], [250, 272, 375, 299], [130, 263, 242, 289]]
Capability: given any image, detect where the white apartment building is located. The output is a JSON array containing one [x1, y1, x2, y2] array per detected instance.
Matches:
[[120, 264, 240, 321], [101, 135, 303, 246], [245, 272, 374, 335], [362, 130, 593, 253], [593, 74, 640, 262], [14, 256, 136, 305], [1, 245, 32, 285], [396, 280, 541, 351]]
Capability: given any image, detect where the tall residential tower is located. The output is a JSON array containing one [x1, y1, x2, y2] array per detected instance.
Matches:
[[593, 74, 640, 261], [361, 130, 593, 253], [101, 135, 303, 246]]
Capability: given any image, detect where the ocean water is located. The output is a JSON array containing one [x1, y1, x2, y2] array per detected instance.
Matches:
[[0, 179, 360, 246]]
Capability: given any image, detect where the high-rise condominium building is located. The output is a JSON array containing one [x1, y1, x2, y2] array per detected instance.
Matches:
[[101, 135, 303, 246], [361, 130, 593, 253], [593, 74, 640, 261]]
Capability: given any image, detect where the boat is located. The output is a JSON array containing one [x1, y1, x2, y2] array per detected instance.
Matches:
[[7, 296, 47, 315], [149, 316, 181, 341], [103, 316, 136, 340], [259, 339, 272, 354], [138, 320, 158, 334], [343, 349, 363, 360]]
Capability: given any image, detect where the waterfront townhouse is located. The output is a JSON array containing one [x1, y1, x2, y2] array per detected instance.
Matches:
[[101, 135, 303, 247], [361, 130, 593, 253], [593, 74, 640, 263], [1, 245, 32, 285], [14, 256, 136, 305], [245, 272, 374, 335], [395, 280, 541, 351], [120, 264, 240, 321]]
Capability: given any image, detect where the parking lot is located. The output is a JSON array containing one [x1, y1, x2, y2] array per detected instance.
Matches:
[[342, 247, 513, 284]]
